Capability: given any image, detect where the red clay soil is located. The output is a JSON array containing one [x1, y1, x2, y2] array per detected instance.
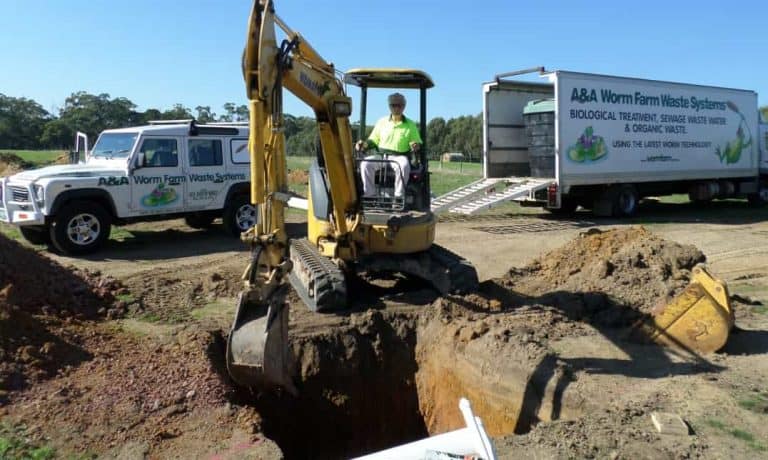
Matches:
[[1, 226, 761, 459], [0, 235, 124, 400]]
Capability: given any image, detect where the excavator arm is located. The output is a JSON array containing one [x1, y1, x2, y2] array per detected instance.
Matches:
[[227, 0, 361, 392]]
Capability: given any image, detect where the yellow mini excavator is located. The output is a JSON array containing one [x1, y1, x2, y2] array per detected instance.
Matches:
[[226, 0, 478, 392]]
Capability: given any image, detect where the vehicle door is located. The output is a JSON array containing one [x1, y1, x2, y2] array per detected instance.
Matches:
[[130, 136, 186, 215], [185, 137, 228, 210]]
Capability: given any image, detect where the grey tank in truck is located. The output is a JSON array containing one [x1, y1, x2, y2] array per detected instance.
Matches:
[[432, 67, 768, 216]]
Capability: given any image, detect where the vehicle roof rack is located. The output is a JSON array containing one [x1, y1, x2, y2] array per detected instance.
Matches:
[[145, 119, 246, 135], [147, 119, 196, 125], [203, 122, 249, 126], [147, 119, 199, 135]]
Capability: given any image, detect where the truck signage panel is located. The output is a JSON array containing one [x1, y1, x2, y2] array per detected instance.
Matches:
[[557, 73, 759, 176]]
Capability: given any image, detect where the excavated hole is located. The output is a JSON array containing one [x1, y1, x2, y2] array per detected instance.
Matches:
[[246, 315, 428, 459], [216, 286, 679, 459], [213, 228, 709, 459], [217, 283, 554, 459]]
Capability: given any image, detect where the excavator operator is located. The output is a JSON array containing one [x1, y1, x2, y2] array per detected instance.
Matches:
[[355, 92, 422, 198]]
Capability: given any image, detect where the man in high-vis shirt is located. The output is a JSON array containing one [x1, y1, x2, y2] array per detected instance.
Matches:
[[355, 92, 422, 198]]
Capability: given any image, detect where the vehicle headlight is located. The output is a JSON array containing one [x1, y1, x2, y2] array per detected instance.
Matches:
[[32, 184, 45, 205]]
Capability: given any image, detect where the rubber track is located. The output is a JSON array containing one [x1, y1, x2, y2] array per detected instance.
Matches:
[[288, 238, 347, 312], [427, 244, 479, 294]]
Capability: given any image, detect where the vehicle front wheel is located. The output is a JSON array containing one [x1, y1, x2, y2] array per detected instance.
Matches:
[[19, 226, 51, 245], [223, 194, 258, 236], [49, 201, 111, 255]]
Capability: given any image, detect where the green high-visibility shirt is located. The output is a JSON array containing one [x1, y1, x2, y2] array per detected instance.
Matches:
[[367, 116, 422, 153]]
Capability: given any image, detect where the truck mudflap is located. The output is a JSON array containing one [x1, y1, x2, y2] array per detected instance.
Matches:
[[640, 265, 734, 354]]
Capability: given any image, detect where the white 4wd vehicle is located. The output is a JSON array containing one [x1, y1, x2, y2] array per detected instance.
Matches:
[[0, 121, 257, 255]]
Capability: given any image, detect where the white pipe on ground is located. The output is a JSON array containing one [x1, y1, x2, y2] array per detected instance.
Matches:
[[353, 398, 497, 460]]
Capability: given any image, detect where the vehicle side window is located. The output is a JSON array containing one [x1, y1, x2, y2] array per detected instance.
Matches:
[[189, 139, 223, 167], [231, 138, 249, 164], [140, 138, 178, 167]]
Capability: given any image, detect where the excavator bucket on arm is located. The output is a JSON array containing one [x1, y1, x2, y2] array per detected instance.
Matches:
[[641, 265, 734, 354], [227, 287, 296, 394]]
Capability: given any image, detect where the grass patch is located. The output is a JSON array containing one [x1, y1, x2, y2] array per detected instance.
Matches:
[[190, 299, 236, 322], [704, 418, 766, 451], [0, 423, 56, 460], [115, 293, 135, 304], [109, 227, 135, 242], [0, 222, 22, 241], [3, 150, 65, 166], [139, 312, 162, 323], [738, 393, 768, 413]]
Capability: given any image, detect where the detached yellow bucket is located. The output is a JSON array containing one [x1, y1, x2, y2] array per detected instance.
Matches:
[[644, 265, 734, 354]]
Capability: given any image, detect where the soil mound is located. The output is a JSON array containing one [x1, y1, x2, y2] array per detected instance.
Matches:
[[0, 234, 122, 318], [498, 227, 705, 325], [0, 234, 124, 397], [0, 152, 33, 176]]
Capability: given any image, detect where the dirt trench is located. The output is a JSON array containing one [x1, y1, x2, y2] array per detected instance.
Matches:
[[237, 226, 710, 459]]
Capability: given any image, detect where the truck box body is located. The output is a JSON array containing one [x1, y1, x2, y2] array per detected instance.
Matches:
[[451, 69, 768, 215]]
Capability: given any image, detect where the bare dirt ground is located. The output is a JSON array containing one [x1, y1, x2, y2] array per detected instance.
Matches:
[[1, 199, 767, 459]]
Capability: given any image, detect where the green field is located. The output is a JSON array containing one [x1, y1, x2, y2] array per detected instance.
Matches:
[[285, 156, 482, 197], [2, 151, 482, 195], [0, 150, 65, 166]]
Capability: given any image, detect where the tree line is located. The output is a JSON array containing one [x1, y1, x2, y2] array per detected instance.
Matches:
[[0, 92, 484, 160], [7, 91, 763, 159]]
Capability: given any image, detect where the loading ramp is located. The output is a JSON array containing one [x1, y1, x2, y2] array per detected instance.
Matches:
[[431, 177, 551, 215]]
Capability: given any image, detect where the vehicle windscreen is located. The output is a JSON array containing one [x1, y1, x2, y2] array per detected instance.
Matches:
[[91, 133, 138, 159]]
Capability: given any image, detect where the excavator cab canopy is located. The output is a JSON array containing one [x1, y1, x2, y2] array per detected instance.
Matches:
[[344, 68, 433, 177], [344, 68, 433, 139], [344, 68, 435, 89], [344, 68, 434, 210]]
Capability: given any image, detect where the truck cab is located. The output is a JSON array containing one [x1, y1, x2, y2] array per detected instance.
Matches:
[[0, 121, 256, 254]]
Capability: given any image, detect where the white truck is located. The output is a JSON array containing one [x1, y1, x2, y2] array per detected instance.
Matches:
[[432, 68, 768, 216], [0, 121, 258, 254]]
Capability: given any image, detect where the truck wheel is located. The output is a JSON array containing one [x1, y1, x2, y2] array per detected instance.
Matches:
[[223, 194, 258, 236], [19, 226, 51, 245], [185, 213, 215, 229], [747, 192, 767, 208], [49, 201, 111, 255], [612, 185, 639, 217]]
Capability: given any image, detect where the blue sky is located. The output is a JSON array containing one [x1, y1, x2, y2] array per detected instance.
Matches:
[[2, 0, 766, 121]]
